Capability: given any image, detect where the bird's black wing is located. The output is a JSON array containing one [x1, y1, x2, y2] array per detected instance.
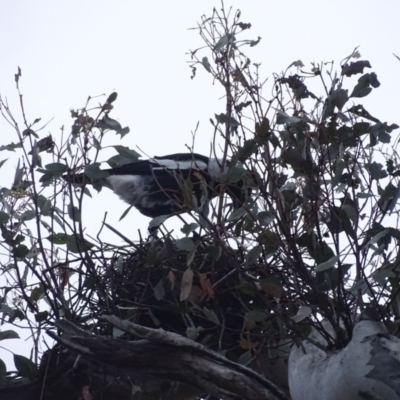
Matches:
[[105, 159, 155, 176], [106, 153, 210, 176]]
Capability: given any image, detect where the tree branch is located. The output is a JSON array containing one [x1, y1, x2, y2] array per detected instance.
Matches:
[[46, 317, 290, 400]]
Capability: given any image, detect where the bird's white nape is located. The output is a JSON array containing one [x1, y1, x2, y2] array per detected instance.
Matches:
[[150, 158, 208, 171]]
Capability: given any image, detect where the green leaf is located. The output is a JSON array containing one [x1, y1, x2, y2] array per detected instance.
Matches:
[[13, 245, 29, 259], [364, 228, 390, 247], [249, 36, 261, 47], [30, 284, 45, 302], [34, 311, 48, 323], [113, 145, 140, 161], [387, 159, 395, 175], [186, 326, 203, 340], [347, 104, 380, 123], [106, 92, 118, 104], [341, 60, 371, 77], [99, 115, 121, 131], [350, 278, 367, 293], [260, 276, 284, 298], [0, 211, 9, 224], [370, 122, 398, 146], [0, 330, 20, 340], [12, 160, 24, 190], [45, 163, 68, 177], [46, 233, 68, 245], [205, 244, 221, 261], [119, 205, 133, 221], [238, 350, 252, 365], [218, 165, 245, 183], [238, 22, 251, 30], [148, 214, 169, 229], [214, 113, 239, 128], [181, 223, 199, 235], [66, 234, 94, 253], [199, 198, 210, 228], [146, 243, 157, 265], [255, 118, 270, 137], [17, 210, 36, 222], [214, 35, 229, 51], [236, 139, 258, 162], [84, 163, 109, 180], [322, 88, 349, 120], [154, 279, 165, 300], [6, 308, 25, 322], [202, 307, 219, 324], [201, 57, 212, 72], [318, 263, 352, 291], [377, 182, 399, 213], [39, 173, 53, 187], [326, 206, 356, 240], [227, 207, 247, 221], [291, 305, 312, 323], [246, 245, 262, 264], [118, 127, 130, 137], [316, 255, 340, 272], [0, 358, 5, 384], [257, 211, 276, 227], [237, 282, 257, 295], [350, 72, 380, 98], [180, 268, 194, 301], [37, 195, 51, 216], [67, 203, 81, 222], [0, 159, 8, 169], [101, 115, 129, 136], [186, 245, 197, 267], [13, 354, 38, 379], [281, 148, 304, 171], [245, 310, 268, 322], [106, 154, 133, 168], [331, 160, 345, 189], [276, 111, 301, 125], [279, 75, 316, 101], [0, 142, 22, 152], [366, 162, 387, 180]]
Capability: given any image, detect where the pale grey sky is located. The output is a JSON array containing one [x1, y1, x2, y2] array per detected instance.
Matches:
[[1, 0, 400, 369]]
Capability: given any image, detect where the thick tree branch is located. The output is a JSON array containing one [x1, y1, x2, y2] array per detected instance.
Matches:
[[46, 316, 290, 400]]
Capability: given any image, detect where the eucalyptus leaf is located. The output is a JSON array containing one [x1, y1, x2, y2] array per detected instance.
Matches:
[[175, 237, 194, 251], [13, 354, 38, 379], [154, 278, 165, 300], [228, 207, 247, 221], [45, 163, 68, 177], [148, 214, 169, 229], [66, 234, 94, 253], [113, 145, 140, 161], [0, 330, 20, 340], [181, 223, 199, 235], [215, 113, 239, 128], [316, 255, 340, 272], [84, 163, 109, 180]]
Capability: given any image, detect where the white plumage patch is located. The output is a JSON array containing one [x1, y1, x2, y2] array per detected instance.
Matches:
[[150, 158, 208, 171], [107, 175, 148, 205]]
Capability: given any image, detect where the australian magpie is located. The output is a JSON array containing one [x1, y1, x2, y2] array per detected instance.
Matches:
[[63, 153, 245, 219]]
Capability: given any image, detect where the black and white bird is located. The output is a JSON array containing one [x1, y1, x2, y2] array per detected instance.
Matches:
[[63, 153, 245, 219]]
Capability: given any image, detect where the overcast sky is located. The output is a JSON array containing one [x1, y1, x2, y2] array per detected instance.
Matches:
[[1, 0, 400, 369]]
